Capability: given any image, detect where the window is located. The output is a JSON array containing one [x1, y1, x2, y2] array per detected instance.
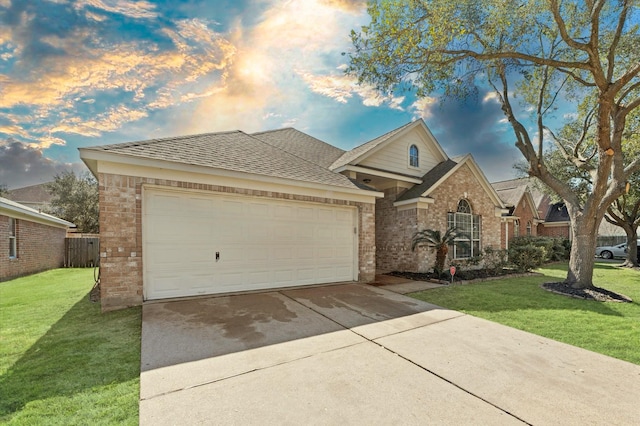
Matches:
[[8, 217, 17, 258], [448, 200, 481, 259], [526, 221, 532, 236], [514, 219, 520, 237], [409, 144, 419, 167]]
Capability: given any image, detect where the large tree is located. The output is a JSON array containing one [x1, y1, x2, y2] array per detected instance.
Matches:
[[529, 103, 640, 267], [348, 0, 640, 288], [45, 171, 99, 233]]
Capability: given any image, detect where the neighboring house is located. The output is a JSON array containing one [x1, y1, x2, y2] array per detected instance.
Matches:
[[491, 178, 571, 243], [6, 183, 52, 212], [80, 119, 508, 312], [1, 197, 74, 281]]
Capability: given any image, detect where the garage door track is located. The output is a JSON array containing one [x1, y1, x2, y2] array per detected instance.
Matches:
[[140, 283, 640, 425]]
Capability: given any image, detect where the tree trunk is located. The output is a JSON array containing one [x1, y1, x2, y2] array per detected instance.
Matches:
[[565, 214, 599, 289], [622, 228, 639, 268]]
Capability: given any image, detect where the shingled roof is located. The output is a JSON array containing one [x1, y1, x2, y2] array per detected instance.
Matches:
[[396, 158, 458, 202], [81, 130, 364, 191], [252, 128, 345, 168], [491, 178, 547, 210]]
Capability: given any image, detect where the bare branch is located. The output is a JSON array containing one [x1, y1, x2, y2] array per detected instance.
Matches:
[[555, 67, 596, 86], [549, 0, 590, 51], [606, 0, 630, 81], [435, 49, 591, 71], [624, 156, 640, 178]]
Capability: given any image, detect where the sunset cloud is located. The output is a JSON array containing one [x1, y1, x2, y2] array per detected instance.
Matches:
[[298, 69, 405, 111]]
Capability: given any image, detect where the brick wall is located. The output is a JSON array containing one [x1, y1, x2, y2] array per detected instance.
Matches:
[[98, 173, 376, 312], [375, 186, 421, 272], [375, 164, 502, 273], [539, 224, 571, 238], [498, 195, 540, 249], [0, 214, 67, 281]]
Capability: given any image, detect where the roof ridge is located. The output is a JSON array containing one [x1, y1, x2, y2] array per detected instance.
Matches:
[[85, 130, 244, 150], [251, 127, 295, 136], [245, 131, 346, 176]]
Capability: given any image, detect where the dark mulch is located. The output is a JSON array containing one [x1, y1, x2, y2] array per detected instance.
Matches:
[[389, 268, 514, 282], [542, 282, 632, 303]]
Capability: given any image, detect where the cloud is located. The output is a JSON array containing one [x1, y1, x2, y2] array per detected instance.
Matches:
[[410, 96, 437, 120], [298, 69, 405, 110], [184, 0, 370, 134], [319, 0, 366, 13], [0, 1, 236, 148], [426, 93, 521, 182], [74, 0, 159, 19], [0, 139, 86, 188]]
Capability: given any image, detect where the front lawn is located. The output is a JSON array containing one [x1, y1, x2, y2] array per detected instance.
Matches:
[[0, 269, 141, 425], [410, 262, 640, 365]]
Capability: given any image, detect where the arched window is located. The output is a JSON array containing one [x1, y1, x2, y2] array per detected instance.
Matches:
[[526, 221, 532, 236], [447, 199, 481, 259], [514, 219, 520, 237], [409, 145, 419, 167]]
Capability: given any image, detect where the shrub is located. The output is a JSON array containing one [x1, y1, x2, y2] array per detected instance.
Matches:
[[508, 244, 546, 272], [509, 236, 570, 262], [482, 246, 509, 274]]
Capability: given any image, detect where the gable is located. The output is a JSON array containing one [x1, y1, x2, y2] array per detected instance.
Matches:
[[331, 120, 448, 177], [394, 155, 507, 214], [358, 125, 445, 177]]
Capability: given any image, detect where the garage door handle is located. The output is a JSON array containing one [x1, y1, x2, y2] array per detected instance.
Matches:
[[216, 252, 220, 261]]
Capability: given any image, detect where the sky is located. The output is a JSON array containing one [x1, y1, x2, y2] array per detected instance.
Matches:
[[0, 0, 523, 190]]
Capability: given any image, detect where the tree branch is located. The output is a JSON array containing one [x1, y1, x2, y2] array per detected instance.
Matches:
[[549, 0, 590, 51], [606, 0, 630, 81]]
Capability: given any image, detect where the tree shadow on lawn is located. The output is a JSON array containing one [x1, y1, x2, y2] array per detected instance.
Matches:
[[0, 293, 141, 418], [412, 264, 638, 317]]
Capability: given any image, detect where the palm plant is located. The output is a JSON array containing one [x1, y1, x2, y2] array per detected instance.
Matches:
[[411, 227, 463, 277]]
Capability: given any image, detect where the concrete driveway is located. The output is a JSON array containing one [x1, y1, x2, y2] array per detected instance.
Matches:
[[140, 282, 640, 425]]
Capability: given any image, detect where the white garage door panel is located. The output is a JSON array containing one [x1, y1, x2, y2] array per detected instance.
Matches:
[[144, 189, 356, 300]]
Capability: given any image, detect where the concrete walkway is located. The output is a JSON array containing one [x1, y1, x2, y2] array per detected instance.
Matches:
[[140, 283, 640, 425]]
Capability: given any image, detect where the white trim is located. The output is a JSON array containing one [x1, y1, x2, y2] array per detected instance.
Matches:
[[393, 197, 435, 211], [334, 165, 423, 184], [540, 221, 571, 227], [0, 197, 74, 228], [80, 149, 383, 202], [95, 160, 382, 204]]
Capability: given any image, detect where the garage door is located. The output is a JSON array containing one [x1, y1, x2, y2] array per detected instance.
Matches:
[[143, 188, 357, 300]]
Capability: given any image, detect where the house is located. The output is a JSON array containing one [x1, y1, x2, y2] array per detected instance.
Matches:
[[79, 119, 508, 312], [491, 178, 571, 244], [1, 197, 74, 281], [5, 183, 53, 212]]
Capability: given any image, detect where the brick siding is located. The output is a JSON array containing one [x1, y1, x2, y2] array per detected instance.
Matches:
[[376, 164, 502, 273], [500, 195, 540, 248], [538, 224, 571, 238], [98, 173, 376, 312], [0, 215, 66, 281]]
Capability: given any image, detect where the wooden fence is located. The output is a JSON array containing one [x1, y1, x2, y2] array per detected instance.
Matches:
[[65, 237, 100, 267]]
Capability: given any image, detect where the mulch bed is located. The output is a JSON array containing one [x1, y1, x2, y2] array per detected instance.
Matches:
[[389, 268, 515, 282], [541, 282, 632, 303], [389, 270, 633, 303]]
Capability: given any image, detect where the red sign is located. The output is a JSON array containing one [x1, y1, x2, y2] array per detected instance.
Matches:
[[449, 266, 456, 276]]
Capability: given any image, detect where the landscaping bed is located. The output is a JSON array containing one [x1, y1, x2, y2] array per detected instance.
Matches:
[[389, 267, 524, 283]]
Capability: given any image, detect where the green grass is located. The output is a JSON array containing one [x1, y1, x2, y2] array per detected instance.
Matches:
[[0, 269, 141, 425], [410, 261, 640, 365]]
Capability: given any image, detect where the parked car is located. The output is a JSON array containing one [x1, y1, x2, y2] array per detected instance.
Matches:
[[595, 240, 640, 259]]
